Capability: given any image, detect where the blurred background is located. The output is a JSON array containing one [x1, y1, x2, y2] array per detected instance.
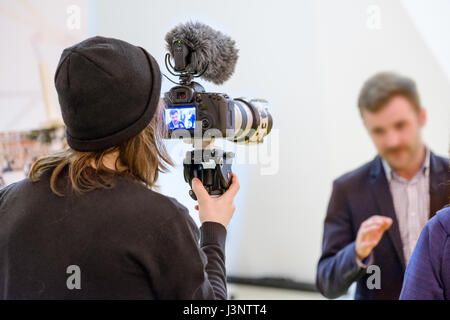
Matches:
[[1, 0, 449, 299]]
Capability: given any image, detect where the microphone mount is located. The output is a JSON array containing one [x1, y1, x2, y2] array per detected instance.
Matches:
[[164, 53, 208, 85]]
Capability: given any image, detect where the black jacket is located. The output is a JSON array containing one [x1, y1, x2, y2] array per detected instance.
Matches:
[[0, 166, 227, 299], [316, 152, 449, 300]]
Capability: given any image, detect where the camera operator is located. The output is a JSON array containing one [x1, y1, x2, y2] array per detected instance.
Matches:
[[0, 36, 239, 299]]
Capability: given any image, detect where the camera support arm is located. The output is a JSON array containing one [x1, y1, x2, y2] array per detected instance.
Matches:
[[183, 146, 234, 200]]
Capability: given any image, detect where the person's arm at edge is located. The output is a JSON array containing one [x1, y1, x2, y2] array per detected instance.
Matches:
[[399, 215, 445, 300]]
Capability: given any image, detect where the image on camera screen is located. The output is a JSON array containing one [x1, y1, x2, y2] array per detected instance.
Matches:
[[165, 106, 196, 130]]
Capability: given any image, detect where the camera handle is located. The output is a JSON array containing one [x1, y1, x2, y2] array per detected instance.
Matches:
[[183, 148, 234, 200]]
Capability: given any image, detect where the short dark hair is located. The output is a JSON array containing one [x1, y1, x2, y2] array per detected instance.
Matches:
[[358, 72, 421, 115], [169, 110, 178, 116]]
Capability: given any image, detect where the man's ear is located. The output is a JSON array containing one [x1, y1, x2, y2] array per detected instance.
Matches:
[[360, 110, 366, 124], [361, 110, 370, 131], [418, 107, 427, 128]]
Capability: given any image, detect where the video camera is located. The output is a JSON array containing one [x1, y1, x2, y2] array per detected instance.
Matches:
[[163, 22, 273, 199]]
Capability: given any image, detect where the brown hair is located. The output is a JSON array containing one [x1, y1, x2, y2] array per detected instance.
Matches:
[[29, 104, 173, 197], [358, 72, 421, 115]]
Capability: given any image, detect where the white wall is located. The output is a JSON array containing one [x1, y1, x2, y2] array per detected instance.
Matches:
[[0, 0, 89, 131], [402, 0, 450, 82], [94, 0, 450, 284]]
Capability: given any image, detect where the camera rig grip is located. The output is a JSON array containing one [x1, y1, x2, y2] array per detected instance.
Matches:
[[183, 149, 234, 200]]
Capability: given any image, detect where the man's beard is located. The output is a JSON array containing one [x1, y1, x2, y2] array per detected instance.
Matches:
[[382, 142, 420, 170]]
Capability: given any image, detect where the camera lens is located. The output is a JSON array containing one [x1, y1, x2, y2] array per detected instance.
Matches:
[[231, 98, 272, 144]]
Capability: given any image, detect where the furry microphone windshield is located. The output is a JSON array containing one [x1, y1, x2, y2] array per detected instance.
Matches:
[[165, 21, 239, 85]]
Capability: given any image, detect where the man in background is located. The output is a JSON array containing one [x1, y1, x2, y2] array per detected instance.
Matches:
[[316, 72, 450, 300]]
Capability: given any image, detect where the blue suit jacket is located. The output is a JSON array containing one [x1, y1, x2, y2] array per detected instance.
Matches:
[[316, 152, 449, 300], [400, 206, 450, 300]]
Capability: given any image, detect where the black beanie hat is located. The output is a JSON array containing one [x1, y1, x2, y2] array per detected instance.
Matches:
[[54, 36, 161, 152]]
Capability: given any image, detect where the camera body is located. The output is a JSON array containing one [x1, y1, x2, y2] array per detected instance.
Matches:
[[164, 82, 273, 144], [164, 82, 235, 138]]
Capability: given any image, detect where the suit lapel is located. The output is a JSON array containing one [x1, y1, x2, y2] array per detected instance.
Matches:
[[369, 156, 406, 270], [429, 152, 449, 219]]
